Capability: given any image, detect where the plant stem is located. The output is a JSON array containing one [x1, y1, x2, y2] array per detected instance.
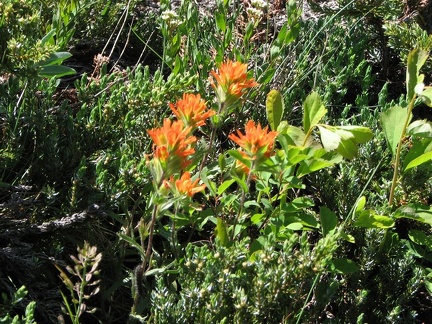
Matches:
[[231, 160, 255, 241], [199, 102, 225, 173], [388, 97, 416, 206]]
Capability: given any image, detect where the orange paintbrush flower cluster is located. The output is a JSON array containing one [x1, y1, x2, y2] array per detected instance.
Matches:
[[163, 172, 206, 197], [169, 93, 215, 129], [147, 93, 216, 196], [147, 118, 196, 173], [210, 60, 258, 107], [229, 120, 278, 159], [229, 120, 278, 175]]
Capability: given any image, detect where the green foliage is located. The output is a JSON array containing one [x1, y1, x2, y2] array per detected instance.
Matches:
[[1, 0, 432, 321], [0, 286, 36, 324], [381, 48, 432, 205], [151, 235, 336, 323]]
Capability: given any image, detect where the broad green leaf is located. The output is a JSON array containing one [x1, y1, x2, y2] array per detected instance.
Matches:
[[217, 179, 236, 195], [336, 126, 374, 143], [286, 222, 303, 230], [266, 90, 284, 131], [354, 211, 395, 228], [336, 138, 358, 160], [320, 207, 338, 237], [408, 229, 432, 247], [296, 159, 335, 177], [216, 217, 229, 247], [394, 203, 432, 226], [279, 125, 308, 147], [407, 120, 432, 138], [419, 87, 432, 107], [251, 213, 265, 225], [403, 138, 432, 171], [404, 151, 432, 172], [303, 92, 327, 134], [215, 11, 226, 32], [318, 126, 340, 151], [380, 105, 411, 157], [355, 196, 366, 215], [330, 258, 360, 274], [407, 49, 429, 101], [41, 29, 56, 45], [39, 65, 76, 78], [37, 52, 72, 66]]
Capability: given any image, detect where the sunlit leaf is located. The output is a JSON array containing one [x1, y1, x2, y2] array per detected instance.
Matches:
[[407, 120, 432, 138], [408, 230, 432, 247], [303, 92, 327, 134], [39, 65, 76, 78], [336, 138, 358, 160], [318, 125, 340, 151], [407, 49, 429, 101], [354, 210, 394, 228], [419, 87, 432, 107], [266, 90, 284, 131], [404, 151, 432, 172], [216, 217, 229, 247], [380, 105, 411, 157]]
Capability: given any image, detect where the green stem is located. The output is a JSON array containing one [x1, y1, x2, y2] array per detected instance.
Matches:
[[231, 160, 255, 241], [302, 125, 315, 147], [132, 173, 165, 313], [388, 96, 416, 206], [199, 102, 225, 173]]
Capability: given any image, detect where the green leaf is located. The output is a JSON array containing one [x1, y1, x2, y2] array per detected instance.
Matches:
[[37, 52, 72, 66], [303, 92, 327, 134], [266, 89, 284, 131], [419, 87, 432, 107], [355, 196, 366, 215], [403, 138, 432, 170], [296, 159, 335, 177], [118, 234, 144, 255], [227, 149, 251, 168], [408, 230, 432, 247], [337, 138, 358, 160], [380, 105, 411, 157], [336, 126, 374, 143], [39, 65, 76, 78], [354, 211, 395, 228], [318, 125, 340, 151], [320, 207, 338, 237], [217, 179, 236, 195], [330, 258, 360, 274], [215, 11, 226, 32], [394, 203, 432, 226], [407, 120, 432, 138], [200, 169, 217, 197], [404, 151, 432, 172], [407, 49, 429, 101], [216, 217, 229, 247]]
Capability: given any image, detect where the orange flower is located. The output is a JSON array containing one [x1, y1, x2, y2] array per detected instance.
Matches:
[[169, 93, 215, 128], [210, 60, 258, 105], [147, 118, 196, 173], [164, 172, 206, 197], [229, 120, 278, 160]]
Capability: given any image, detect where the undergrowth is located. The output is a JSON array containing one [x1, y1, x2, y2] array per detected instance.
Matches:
[[1, 0, 432, 323]]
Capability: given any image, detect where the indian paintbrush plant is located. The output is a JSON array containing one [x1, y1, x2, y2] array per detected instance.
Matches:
[[126, 58, 377, 320]]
